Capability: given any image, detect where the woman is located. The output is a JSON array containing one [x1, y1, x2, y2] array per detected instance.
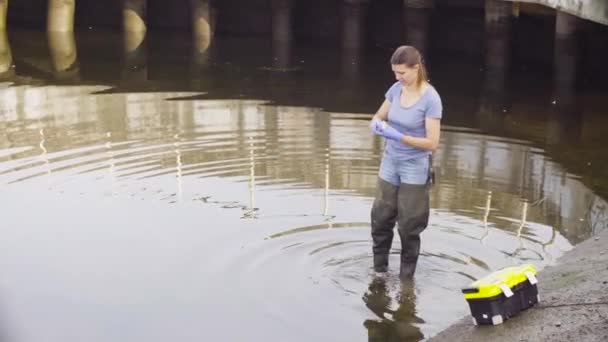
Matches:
[[369, 45, 442, 280]]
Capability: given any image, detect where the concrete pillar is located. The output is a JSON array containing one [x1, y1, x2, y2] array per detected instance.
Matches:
[[190, 1, 216, 77], [124, 24, 146, 56], [0, 0, 8, 30], [48, 31, 79, 81], [0, 29, 13, 79], [342, 0, 370, 51], [554, 11, 579, 92], [123, 0, 147, 83], [0, 0, 9, 79], [484, 0, 511, 70], [403, 0, 433, 58], [271, 0, 295, 69], [478, 0, 512, 133], [191, 0, 213, 52], [122, 30, 147, 83], [123, 0, 147, 33], [272, 38, 291, 70], [547, 10, 582, 146], [478, 70, 508, 134], [47, 0, 75, 32], [340, 0, 369, 82], [271, 0, 294, 43], [341, 43, 361, 81]]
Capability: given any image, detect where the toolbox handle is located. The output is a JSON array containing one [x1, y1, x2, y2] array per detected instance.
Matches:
[[461, 287, 479, 294]]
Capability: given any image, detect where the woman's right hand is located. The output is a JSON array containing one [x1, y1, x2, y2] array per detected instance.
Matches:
[[369, 118, 384, 135]]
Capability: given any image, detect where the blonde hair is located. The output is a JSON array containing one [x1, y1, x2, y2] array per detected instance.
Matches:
[[390, 45, 428, 90]]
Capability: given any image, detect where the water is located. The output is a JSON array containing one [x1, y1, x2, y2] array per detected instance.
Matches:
[[1, 29, 607, 341]]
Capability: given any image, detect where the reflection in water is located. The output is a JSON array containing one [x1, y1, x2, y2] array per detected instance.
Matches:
[[478, 0, 511, 134], [479, 190, 492, 245], [503, 201, 542, 261], [38, 128, 52, 187], [243, 136, 258, 219], [0, 29, 607, 341], [0, 29, 13, 79], [0, 89, 600, 244], [271, 0, 294, 70], [363, 278, 423, 342], [123, 30, 148, 84], [272, 37, 292, 71], [267, 223, 369, 239], [191, 0, 213, 73], [341, 46, 361, 83], [48, 31, 80, 81], [548, 17, 582, 146]]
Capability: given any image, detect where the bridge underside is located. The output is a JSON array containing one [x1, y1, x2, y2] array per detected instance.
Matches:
[[506, 0, 608, 25]]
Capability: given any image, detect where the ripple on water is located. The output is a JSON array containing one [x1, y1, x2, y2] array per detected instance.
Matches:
[[0, 86, 603, 341]]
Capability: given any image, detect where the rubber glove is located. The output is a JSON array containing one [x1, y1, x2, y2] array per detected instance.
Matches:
[[369, 118, 384, 136], [382, 125, 404, 142]]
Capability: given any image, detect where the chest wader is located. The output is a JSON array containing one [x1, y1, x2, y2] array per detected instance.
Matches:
[[371, 155, 432, 280]]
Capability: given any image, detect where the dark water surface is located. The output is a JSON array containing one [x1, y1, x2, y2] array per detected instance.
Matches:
[[1, 29, 607, 341]]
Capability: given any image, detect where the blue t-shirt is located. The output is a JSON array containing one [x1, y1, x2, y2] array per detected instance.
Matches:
[[384, 81, 443, 160]]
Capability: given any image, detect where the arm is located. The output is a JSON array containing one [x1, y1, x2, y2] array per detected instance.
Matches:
[[372, 100, 391, 121], [400, 118, 441, 151]]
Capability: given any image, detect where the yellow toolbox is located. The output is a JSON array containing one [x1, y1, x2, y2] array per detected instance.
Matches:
[[461, 264, 540, 325]]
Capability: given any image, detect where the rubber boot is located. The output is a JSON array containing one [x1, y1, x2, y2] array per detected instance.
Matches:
[[370, 178, 399, 272], [396, 183, 429, 280]]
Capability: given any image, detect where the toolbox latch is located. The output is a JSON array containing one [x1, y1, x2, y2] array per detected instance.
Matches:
[[524, 271, 538, 285], [498, 283, 514, 298]]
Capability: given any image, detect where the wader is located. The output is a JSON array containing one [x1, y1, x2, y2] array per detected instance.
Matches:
[[371, 155, 433, 280]]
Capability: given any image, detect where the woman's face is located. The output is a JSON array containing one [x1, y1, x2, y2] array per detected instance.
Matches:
[[392, 64, 419, 86]]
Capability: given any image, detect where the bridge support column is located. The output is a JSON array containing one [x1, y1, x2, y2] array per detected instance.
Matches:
[[123, 0, 147, 33], [48, 0, 75, 32], [48, 31, 79, 81], [122, 0, 147, 82], [554, 11, 580, 92], [484, 0, 511, 71], [340, 0, 370, 81], [271, 0, 294, 44], [0, 29, 12, 79], [478, 0, 512, 133], [341, 0, 370, 51], [0, 0, 9, 78], [122, 30, 147, 83], [0, 0, 8, 30], [403, 0, 433, 58], [342, 0, 370, 51], [547, 10, 582, 145], [191, 0, 213, 52], [271, 0, 295, 69]]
